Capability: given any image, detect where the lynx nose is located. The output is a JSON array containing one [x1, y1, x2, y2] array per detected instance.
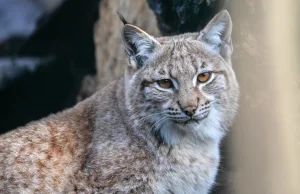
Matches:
[[183, 106, 197, 117]]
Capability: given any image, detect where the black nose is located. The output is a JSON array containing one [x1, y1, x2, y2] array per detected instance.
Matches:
[[183, 106, 197, 117]]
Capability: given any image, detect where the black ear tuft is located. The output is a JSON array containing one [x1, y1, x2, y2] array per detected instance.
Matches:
[[117, 11, 129, 25]]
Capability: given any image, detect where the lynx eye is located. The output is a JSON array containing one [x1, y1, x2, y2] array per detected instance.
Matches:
[[197, 72, 212, 83], [157, 79, 173, 89]]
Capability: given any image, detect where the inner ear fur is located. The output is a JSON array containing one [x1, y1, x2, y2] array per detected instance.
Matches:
[[121, 24, 160, 69], [198, 10, 233, 59]]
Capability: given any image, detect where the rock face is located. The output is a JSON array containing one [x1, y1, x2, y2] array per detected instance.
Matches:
[[147, 0, 228, 35], [0, 0, 64, 56], [0, 0, 99, 133]]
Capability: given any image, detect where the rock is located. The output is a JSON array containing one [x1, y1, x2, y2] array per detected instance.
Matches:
[[147, 0, 228, 35], [0, 0, 99, 133]]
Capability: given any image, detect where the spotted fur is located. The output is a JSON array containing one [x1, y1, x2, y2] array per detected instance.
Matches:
[[0, 10, 239, 194]]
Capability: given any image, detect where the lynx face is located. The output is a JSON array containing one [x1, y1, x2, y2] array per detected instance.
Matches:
[[122, 11, 239, 145]]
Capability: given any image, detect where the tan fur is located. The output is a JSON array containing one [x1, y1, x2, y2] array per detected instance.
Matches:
[[0, 97, 96, 193], [0, 11, 239, 194]]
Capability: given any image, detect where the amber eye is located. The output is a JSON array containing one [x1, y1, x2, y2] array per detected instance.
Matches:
[[197, 72, 212, 83], [157, 79, 173, 89]]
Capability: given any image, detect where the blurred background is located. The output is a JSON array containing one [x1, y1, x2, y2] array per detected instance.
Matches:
[[0, 0, 299, 193]]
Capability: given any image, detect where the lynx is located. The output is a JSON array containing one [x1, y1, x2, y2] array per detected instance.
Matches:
[[0, 10, 239, 194]]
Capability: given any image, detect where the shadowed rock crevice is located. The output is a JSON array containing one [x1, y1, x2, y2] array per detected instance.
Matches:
[[0, 0, 99, 133], [147, 0, 228, 35]]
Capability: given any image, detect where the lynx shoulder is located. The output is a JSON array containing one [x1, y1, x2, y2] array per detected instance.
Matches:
[[0, 10, 239, 194]]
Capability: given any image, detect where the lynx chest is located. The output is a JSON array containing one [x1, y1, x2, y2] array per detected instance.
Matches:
[[151, 141, 220, 194]]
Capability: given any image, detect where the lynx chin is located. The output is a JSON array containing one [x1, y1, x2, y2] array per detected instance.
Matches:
[[0, 10, 239, 194]]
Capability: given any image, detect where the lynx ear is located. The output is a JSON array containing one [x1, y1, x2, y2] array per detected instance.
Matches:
[[121, 24, 160, 69], [198, 10, 233, 59]]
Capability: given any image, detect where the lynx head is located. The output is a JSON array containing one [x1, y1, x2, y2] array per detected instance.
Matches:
[[120, 10, 239, 145]]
